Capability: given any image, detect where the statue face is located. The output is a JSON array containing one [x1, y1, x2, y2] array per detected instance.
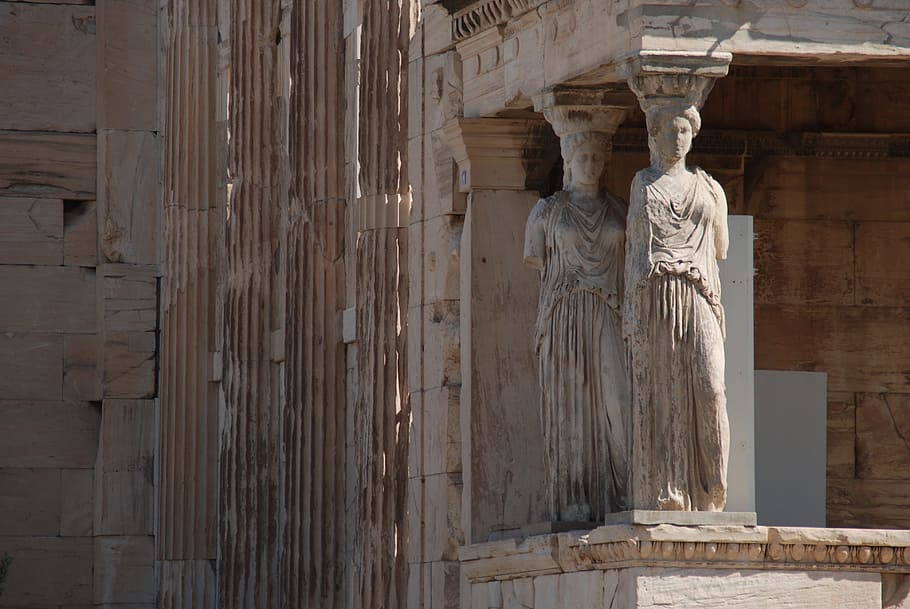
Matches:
[[567, 141, 606, 189], [655, 115, 693, 163]]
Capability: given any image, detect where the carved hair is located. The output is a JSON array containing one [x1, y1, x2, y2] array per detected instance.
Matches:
[[645, 104, 702, 137], [560, 131, 612, 188], [645, 104, 701, 166]]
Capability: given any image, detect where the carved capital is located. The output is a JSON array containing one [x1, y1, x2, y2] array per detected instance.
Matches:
[[443, 117, 558, 192], [621, 51, 731, 115], [532, 86, 636, 153]]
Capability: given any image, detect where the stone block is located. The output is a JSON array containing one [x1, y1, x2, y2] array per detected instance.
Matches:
[[856, 221, 910, 306], [827, 392, 856, 480], [533, 574, 558, 609], [424, 472, 464, 562], [0, 266, 96, 333], [421, 214, 463, 304], [94, 470, 154, 536], [97, 0, 158, 130], [64, 334, 102, 401], [0, 468, 61, 535], [99, 131, 161, 265], [832, 478, 910, 529], [409, 137, 426, 227], [103, 265, 158, 398], [755, 304, 910, 393], [856, 392, 910, 480], [93, 536, 155, 605], [630, 568, 879, 609], [422, 384, 462, 477], [0, 334, 63, 401], [409, 56, 425, 143], [0, 197, 63, 265], [0, 536, 93, 606], [855, 70, 910, 133], [408, 389, 424, 481], [95, 399, 155, 535], [750, 158, 910, 223], [0, 3, 95, 132], [0, 131, 96, 200], [754, 219, 854, 306], [425, 129, 466, 218], [417, 300, 461, 393], [0, 402, 100, 468], [64, 200, 98, 266], [502, 577, 535, 609], [432, 560, 462, 609], [60, 469, 94, 537], [557, 571, 604, 608]]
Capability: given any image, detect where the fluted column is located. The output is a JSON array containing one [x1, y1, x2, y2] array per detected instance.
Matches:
[[158, 0, 224, 605], [347, 1, 413, 609], [283, 0, 347, 608], [218, 0, 290, 607]]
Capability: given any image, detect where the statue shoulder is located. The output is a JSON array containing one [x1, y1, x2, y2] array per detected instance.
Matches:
[[528, 191, 564, 224], [693, 167, 727, 203], [629, 170, 653, 205]]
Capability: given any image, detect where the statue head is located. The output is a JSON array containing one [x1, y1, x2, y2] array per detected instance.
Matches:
[[560, 131, 612, 192], [645, 104, 701, 167]]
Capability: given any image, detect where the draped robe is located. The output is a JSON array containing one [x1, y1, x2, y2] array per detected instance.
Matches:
[[524, 190, 630, 521], [624, 167, 729, 511]]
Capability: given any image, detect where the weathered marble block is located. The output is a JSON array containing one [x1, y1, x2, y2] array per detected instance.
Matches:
[[460, 524, 910, 609]]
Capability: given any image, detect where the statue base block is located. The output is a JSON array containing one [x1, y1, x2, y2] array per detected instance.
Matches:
[[459, 524, 910, 609], [604, 510, 757, 526]]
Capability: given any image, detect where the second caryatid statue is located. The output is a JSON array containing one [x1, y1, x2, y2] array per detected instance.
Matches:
[[524, 98, 631, 522], [526, 78, 731, 523]]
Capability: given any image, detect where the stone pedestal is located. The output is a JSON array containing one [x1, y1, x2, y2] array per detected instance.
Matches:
[[459, 524, 910, 608]]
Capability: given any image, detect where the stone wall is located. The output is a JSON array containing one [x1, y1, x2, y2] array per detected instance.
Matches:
[[0, 1, 160, 607]]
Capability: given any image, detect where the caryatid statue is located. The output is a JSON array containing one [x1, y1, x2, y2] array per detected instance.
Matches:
[[624, 73, 730, 512], [524, 93, 632, 522]]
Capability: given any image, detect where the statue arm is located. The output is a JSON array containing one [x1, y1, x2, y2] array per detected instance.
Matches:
[[711, 179, 729, 260], [523, 198, 549, 271]]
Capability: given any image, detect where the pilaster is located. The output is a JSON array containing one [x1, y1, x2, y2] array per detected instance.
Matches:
[[443, 117, 557, 545], [443, 117, 558, 193]]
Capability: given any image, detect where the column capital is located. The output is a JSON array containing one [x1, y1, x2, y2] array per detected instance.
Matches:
[[620, 51, 732, 113], [443, 117, 558, 192], [532, 86, 636, 142]]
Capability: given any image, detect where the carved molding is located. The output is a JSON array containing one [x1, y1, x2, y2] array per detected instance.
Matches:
[[443, 117, 558, 192], [459, 526, 910, 583], [451, 0, 546, 42]]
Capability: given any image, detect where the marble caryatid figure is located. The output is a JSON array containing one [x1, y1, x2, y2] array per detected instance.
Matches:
[[625, 79, 730, 512], [524, 106, 630, 522]]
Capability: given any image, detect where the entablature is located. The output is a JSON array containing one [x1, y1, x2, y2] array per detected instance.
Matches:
[[427, 0, 910, 118]]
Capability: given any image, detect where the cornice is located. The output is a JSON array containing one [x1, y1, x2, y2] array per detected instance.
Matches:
[[451, 0, 546, 42], [459, 525, 910, 583]]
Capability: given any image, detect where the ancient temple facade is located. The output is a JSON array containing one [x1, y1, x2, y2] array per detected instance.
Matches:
[[2, 0, 910, 608]]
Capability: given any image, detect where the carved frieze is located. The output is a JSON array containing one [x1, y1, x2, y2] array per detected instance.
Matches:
[[459, 526, 910, 583]]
